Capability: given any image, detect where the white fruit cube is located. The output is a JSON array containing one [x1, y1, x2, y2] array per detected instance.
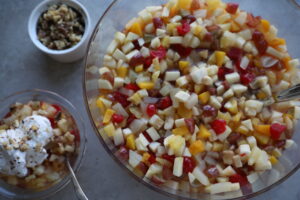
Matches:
[[241, 119, 253, 131], [146, 127, 160, 141], [149, 115, 164, 129], [176, 76, 188, 87], [151, 37, 161, 48], [225, 72, 240, 84], [114, 77, 124, 88], [98, 79, 113, 90], [145, 164, 163, 178], [129, 150, 142, 168], [190, 67, 207, 84], [173, 157, 184, 177], [170, 36, 183, 44], [239, 144, 251, 156], [113, 128, 124, 146], [175, 91, 190, 103], [122, 42, 134, 54], [165, 71, 180, 81], [149, 142, 161, 153], [192, 167, 210, 186]]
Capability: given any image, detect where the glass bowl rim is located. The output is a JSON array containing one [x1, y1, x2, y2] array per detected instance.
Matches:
[[0, 88, 87, 200], [83, 1, 300, 199]]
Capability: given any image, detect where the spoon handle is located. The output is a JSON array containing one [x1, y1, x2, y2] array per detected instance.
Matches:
[[66, 159, 89, 200], [277, 83, 300, 102]]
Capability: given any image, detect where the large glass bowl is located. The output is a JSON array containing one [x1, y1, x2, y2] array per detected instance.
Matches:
[[83, 0, 300, 199], [0, 89, 87, 199]]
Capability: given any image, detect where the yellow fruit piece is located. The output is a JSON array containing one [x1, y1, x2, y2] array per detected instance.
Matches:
[[198, 91, 210, 104], [178, 0, 192, 10], [168, 135, 185, 154], [162, 36, 170, 48], [192, 25, 202, 37], [142, 152, 151, 163], [236, 125, 249, 135], [226, 99, 238, 114], [270, 38, 286, 47], [283, 113, 293, 120], [230, 21, 240, 32], [257, 91, 267, 100], [215, 51, 226, 67], [169, 3, 179, 17], [189, 140, 205, 155], [217, 111, 231, 123], [177, 103, 193, 118], [179, 61, 190, 72], [269, 155, 278, 165], [96, 98, 106, 114], [260, 19, 270, 32], [117, 66, 128, 78], [126, 134, 136, 150], [152, 71, 160, 82], [103, 123, 115, 137], [128, 20, 143, 36], [128, 92, 142, 105], [194, 84, 205, 94], [283, 56, 292, 70], [172, 126, 190, 136], [254, 124, 271, 136], [197, 124, 211, 139], [232, 112, 242, 123], [207, 0, 222, 11], [103, 109, 115, 124], [212, 142, 223, 152], [137, 82, 154, 90], [253, 132, 270, 145], [167, 23, 176, 34], [135, 65, 143, 73]]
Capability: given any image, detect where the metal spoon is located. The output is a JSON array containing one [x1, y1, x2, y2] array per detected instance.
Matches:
[[66, 157, 89, 200], [276, 83, 300, 102]]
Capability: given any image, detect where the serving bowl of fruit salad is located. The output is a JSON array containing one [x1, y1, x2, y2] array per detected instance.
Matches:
[[0, 89, 86, 199], [84, 0, 300, 199]]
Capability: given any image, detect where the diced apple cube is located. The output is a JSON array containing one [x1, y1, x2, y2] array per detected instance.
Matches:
[[99, 67, 110, 75], [239, 144, 251, 156], [125, 32, 139, 43], [233, 155, 242, 168], [98, 79, 113, 90], [129, 150, 142, 168], [235, 12, 247, 25], [217, 126, 232, 141], [145, 163, 163, 178], [149, 142, 161, 153], [164, 117, 175, 130], [173, 157, 184, 177], [122, 42, 134, 54], [221, 166, 236, 177], [135, 137, 148, 151], [205, 182, 240, 194], [149, 114, 164, 129], [294, 106, 300, 119], [225, 72, 240, 84], [165, 71, 180, 81], [107, 40, 118, 55], [130, 119, 147, 133], [170, 36, 183, 44], [146, 127, 160, 141], [192, 167, 210, 186], [266, 46, 285, 59], [151, 37, 161, 48], [231, 84, 247, 96], [114, 128, 124, 146], [126, 50, 139, 60], [241, 119, 253, 131], [209, 96, 222, 109], [175, 91, 190, 103]]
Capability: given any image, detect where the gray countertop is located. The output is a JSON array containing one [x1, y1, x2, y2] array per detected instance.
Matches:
[[0, 0, 300, 199]]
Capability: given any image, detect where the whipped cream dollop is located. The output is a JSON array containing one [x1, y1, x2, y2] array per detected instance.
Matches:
[[0, 115, 53, 177]]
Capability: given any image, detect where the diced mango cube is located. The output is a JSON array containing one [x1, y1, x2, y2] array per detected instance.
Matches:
[[270, 38, 286, 47], [135, 65, 143, 73], [117, 66, 128, 78], [137, 82, 155, 90], [254, 124, 271, 136], [253, 132, 270, 145], [215, 51, 226, 67], [128, 20, 143, 36], [177, 103, 193, 118], [269, 155, 278, 165], [104, 123, 115, 137], [207, 0, 222, 11], [126, 134, 136, 150], [103, 109, 115, 124], [178, 0, 192, 10], [198, 124, 211, 139], [179, 61, 190, 72], [142, 152, 151, 163], [260, 19, 270, 32], [198, 91, 210, 104], [172, 126, 190, 136], [189, 140, 205, 155], [230, 21, 240, 32]]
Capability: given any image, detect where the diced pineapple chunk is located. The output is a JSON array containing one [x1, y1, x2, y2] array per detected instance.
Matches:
[[128, 92, 142, 105], [137, 82, 155, 90], [269, 155, 278, 165], [96, 98, 106, 114], [135, 65, 144, 73], [104, 123, 115, 137], [128, 20, 144, 36], [103, 109, 115, 124], [126, 134, 136, 150], [117, 66, 128, 78], [172, 126, 190, 136], [198, 124, 211, 139], [177, 0, 192, 10], [164, 135, 186, 156], [179, 61, 190, 72]]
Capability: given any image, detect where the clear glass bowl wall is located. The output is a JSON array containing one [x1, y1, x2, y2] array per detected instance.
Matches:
[[84, 0, 300, 199], [0, 89, 86, 199]]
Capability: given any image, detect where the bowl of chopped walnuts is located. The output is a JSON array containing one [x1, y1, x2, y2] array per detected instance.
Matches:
[[28, 0, 91, 63]]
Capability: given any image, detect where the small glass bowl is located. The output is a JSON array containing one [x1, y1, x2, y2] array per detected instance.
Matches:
[[0, 89, 87, 199], [84, 0, 300, 199]]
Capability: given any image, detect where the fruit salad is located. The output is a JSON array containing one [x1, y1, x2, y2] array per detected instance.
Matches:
[[96, 0, 300, 195], [0, 101, 79, 190]]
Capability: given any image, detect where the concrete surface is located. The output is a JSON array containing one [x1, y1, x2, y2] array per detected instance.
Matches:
[[0, 0, 300, 199]]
